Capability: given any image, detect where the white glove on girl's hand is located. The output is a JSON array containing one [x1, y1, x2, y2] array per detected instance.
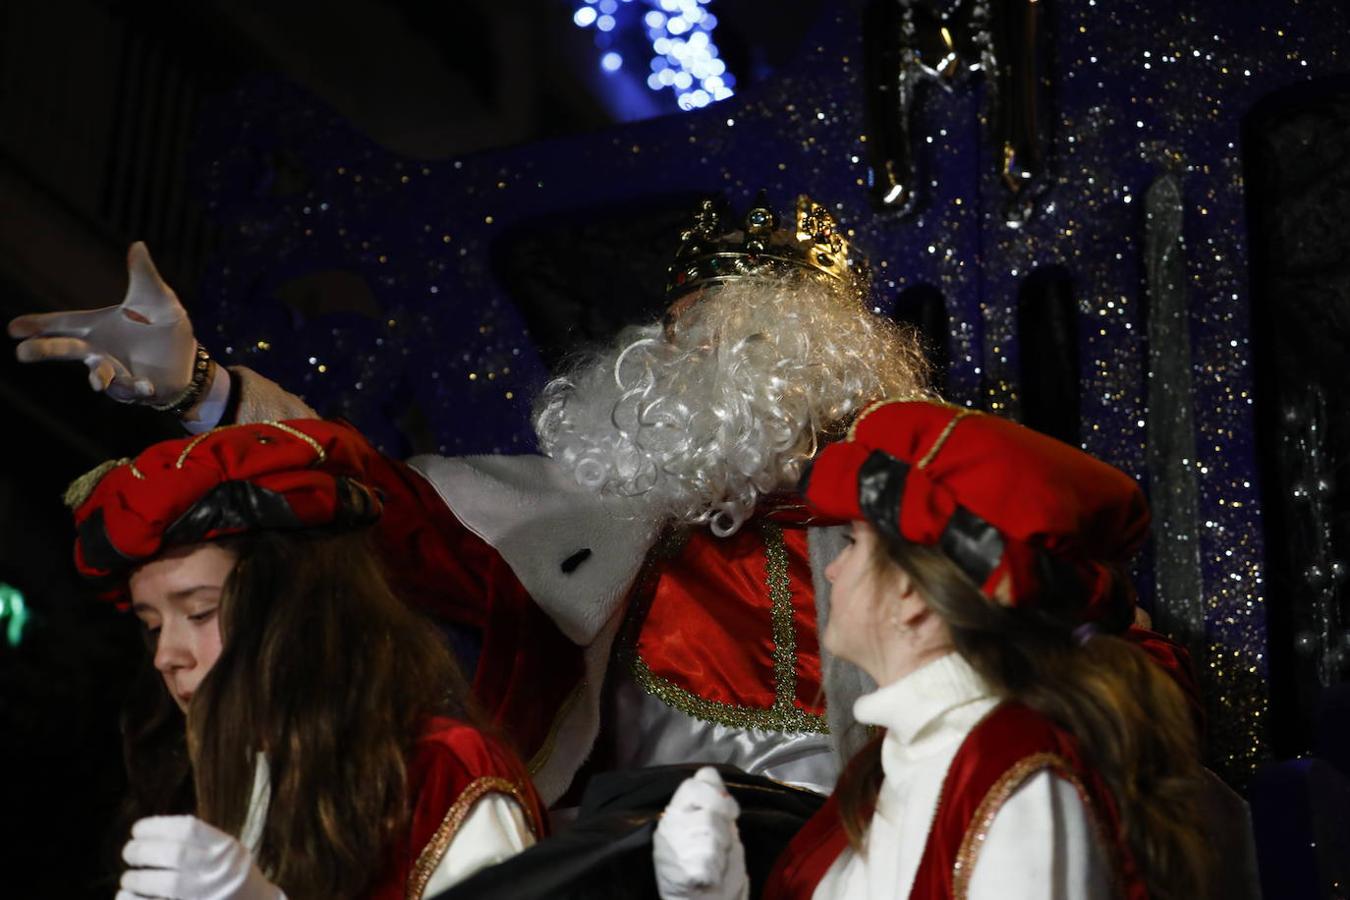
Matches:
[[8, 242, 197, 403], [653, 767, 750, 900], [117, 815, 286, 900]]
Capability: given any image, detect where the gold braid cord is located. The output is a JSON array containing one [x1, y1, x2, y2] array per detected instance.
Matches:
[[525, 681, 586, 775], [917, 408, 976, 469], [845, 397, 973, 443], [950, 752, 1118, 900], [628, 521, 828, 735], [405, 776, 537, 899], [174, 421, 327, 469]]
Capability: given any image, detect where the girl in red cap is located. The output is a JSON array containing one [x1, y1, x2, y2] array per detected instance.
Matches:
[[68, 419, 544, 900], [651, 400, 1214, 899]]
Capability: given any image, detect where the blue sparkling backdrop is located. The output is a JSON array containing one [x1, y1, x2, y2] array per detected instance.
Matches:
[[192, 3, 1350, 778]]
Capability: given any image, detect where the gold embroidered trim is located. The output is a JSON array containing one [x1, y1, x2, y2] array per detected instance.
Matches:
[[630, 654, 827, 733], [950, 752, 1116, 900], [526, 680, 586, 775], [917, 408, 975, 470], [405, 775, 535, 899], [174, 421, 326, 469], [128, 461, 146, 480], [627, 521, 827, 735], [764, 521, 800, 714]]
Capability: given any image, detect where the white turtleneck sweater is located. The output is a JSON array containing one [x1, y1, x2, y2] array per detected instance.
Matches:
[[813, 653, 1112, 899]]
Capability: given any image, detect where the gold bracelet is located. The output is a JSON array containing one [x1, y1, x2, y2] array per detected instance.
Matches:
[[151, 344, 214, 416]]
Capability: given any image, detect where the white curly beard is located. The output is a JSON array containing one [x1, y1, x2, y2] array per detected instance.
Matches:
[[533, 274, 932, 536]]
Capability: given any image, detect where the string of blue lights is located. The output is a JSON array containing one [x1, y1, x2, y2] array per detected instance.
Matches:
[[572, 0, 735, 111]]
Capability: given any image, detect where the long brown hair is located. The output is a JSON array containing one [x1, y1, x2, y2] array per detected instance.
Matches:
[[122, 528, 477, 899], [835, 535, 1209, 900], [117, 656, 194, 830]]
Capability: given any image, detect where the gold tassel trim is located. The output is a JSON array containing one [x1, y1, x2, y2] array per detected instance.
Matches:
[[63, 458, 131, 509]]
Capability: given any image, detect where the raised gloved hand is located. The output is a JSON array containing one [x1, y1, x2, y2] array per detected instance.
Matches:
[[8, 242, 199, 405], [653, 767, 750, 900], [117, 815, 286, 900]]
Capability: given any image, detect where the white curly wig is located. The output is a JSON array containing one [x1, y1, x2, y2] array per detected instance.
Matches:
[[533, 273, 932, 536]]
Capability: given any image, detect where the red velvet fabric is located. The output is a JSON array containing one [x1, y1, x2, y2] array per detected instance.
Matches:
[[634, 522, 825, 718], [766, 703, 1147, 899], [367, 715, 546, 899], [803, 401, 1149, 624]]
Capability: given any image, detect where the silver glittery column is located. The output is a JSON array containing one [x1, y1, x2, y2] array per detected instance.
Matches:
[[1144, 172, 1206, 647], [1283, 387, 1347, 686]]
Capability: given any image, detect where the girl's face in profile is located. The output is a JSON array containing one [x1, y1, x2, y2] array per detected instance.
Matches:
[[823, 520, 950, 685], [822, 520, 894, 670], [128, 542, 236, 712]]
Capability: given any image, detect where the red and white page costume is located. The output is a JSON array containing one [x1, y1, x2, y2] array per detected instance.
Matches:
[[764, 653, 1139, 899]]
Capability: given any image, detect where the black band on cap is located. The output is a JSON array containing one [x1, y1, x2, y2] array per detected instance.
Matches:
[[857, 449, 1008, 589], [857, 450, 911, 539], [79, 477, 384, 583], [76, 507, 137, 574], [163, 480, 303, 547], [939, 506, 1004, 587]]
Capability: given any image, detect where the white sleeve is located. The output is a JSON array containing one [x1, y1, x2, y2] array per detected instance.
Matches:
[[419, 794, 536, 897], [967, 770, 1114, 900], [181, 364, 232, 433]]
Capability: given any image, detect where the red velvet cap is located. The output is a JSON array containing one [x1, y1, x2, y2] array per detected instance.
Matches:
[[69, 420, 383, 597], [802, 400, 1149, 626]]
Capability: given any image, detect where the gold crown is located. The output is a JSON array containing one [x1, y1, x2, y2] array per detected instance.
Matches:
[[665, 194, 865, 298]]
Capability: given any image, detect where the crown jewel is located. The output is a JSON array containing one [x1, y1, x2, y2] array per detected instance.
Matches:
[[666, 194, 864, 298]]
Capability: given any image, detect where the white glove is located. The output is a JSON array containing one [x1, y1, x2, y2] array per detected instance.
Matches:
[[117, 815, 286, 900], [8, 242, 197, 404], [653, 767, 750, 900]]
